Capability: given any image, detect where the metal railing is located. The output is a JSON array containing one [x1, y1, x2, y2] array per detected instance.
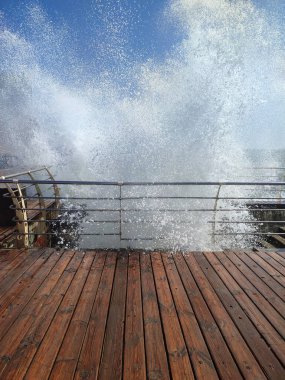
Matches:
[[0, 176, 285, 250]]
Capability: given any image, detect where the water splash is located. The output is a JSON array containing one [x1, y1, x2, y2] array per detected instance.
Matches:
[[0, 0, 284, 249], [1, 0, 284, 180]]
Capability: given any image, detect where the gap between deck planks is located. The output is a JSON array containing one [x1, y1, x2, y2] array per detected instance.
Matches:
[[0, 248, 284, 380]]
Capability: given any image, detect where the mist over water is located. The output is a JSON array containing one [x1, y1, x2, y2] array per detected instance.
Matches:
[[1, 0, 284, 181]]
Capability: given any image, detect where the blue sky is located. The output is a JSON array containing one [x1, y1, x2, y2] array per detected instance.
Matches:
[[2, 0, 284, 68], [1, 1, 285, 151], [0, 1, 179, 67]]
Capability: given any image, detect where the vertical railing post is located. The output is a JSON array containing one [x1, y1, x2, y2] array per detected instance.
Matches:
[[27, 170, 48, 245], [119, 184, 122, 246], [279, 171, 285, 204], [212, 184, 222, 246], [45, 167, 60, 211], [27, 171, 46, 218]]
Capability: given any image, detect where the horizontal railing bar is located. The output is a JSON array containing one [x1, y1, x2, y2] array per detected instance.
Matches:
[[10, 196, 120, 200], [17, 218, 281, 224], [232, 175, 280, 177], [125, 208, 284, 212], [12, 217, 285, 225], [243, 167, 285, 170], [10, 207, 285, 212], [14, 232, 120, 236], [236, 190, 285, 194], [12, 231, 285, 237], [208, 220, 285, 224], [2, 179, 285, 186], [121, 238, 162, 241], [13, 218, 208, 224], [214, 232, 285, 235], [15, 219, 120, 223], [0, 167, 50, 179], [4, 195, 285, 201], [13, 232, 161, 241], [12, 207, 120, 212]]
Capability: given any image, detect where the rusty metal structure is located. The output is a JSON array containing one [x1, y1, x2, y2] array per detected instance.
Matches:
[[0, 167, 59, 248]]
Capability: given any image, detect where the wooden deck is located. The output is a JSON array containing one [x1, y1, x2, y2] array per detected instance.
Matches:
[[0, 248, 284, 379]]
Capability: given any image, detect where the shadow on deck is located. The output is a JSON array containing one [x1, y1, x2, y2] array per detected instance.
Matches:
[[0, 248, 284, 379]]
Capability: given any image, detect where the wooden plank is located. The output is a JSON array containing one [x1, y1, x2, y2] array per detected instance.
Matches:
[[0, 250, 24, 277], [140, 253, 170, 380], [162, 253, 219, 380], [24, 251, 95, 380], [0, 249, 22, 263], [255, 250, 285, 276], [2, 254, 49, 284], [49, 252, 106, 379], [224, 250, 285, 318], [276, 250, 285, 258], [173, 253, 242, 380], [244, 250, 285, 287], [97, 252, 128, 380], [184, 253, 267, 380], [123, 252, 146, 380], [195, 252, 285, 380], [259, 250, 285, 268], [205, 252, 285, 366], [215, 252, 285, 339], [0, 251, 84, 380], [0, 227, 13, 239], [0, 227, 16, 245], [0, 249, 41, 288], [0, 249, 284, 380], [233, 250, 285, 301], [151, 253, 194, 380], [75, 252, 117, 380], [0, 250, 74, 376], [0, 249, 59, 341]]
